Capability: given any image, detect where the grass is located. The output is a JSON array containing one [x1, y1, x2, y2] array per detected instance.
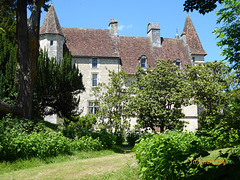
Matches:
[[0, 150, 116, 175], [0, 150, 137, 179]]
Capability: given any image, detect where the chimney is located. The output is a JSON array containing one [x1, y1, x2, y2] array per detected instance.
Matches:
[[109, 19, 118, 37], [147, 23, 161, 47], [181, 31, 187, 44]]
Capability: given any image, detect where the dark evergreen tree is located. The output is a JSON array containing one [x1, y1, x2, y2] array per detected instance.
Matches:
[[0, 33, 17, 119], [34, 50, 85, 120]]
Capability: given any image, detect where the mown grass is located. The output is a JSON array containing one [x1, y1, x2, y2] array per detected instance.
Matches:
[[0, 150, 116, 175], [0, 151, 137, 179], [91, 163, 140, 180]]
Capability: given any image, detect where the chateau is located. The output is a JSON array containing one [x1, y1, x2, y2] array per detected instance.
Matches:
[[40, 4, 207, 131]]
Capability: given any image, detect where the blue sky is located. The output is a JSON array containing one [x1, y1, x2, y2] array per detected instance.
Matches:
[[40, 0, 223, 62]]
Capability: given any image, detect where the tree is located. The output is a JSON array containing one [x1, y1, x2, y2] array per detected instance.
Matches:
[[0, 32, 17, 119], [34, 50, 85, 120], [183, 0, 221, 15], [0, 0, 49, 119], [184, 61, 234, 128], [129, 60, 189, 132], [214, 0, 240, 77], [91, 70, 131, 132]]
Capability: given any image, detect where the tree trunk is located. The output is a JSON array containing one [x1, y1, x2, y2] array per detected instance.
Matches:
[[0, 0, 44, 119]]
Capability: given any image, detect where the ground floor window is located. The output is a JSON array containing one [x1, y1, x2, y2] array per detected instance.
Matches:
[[88, 101, 99, 114]]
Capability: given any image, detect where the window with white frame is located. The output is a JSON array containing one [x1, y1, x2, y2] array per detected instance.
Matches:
[[92, 58, 97, 68], [92, 73, 98, 87], [88, 101, 99, 114]]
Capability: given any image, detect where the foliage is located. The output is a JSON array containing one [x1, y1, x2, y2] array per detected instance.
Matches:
[[184, 61, 233, 126], [92, 130, 117, 149], [0, 33, 17, 116], [129, 59, 189, 132], [183, 0, 221, 15], [0, 115, 104, 161], [62, 114, 97, 139], [126, 131, 142, 147], [133, 131, 208, 179], [71, 114, 97, 129], [61, 122, 117, 149], [214, 0, 240, 77], [71, 136, 103, 151], [0, 0, 16, 41], [0, 130, 71, 161], [34, 50, 85, 120], [197, 95, 240, 150], [0, 0, 51, 119], [91, 70, 131, 133], [199, 125, 239, 150]]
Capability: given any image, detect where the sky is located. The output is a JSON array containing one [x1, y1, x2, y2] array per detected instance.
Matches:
[[40, 0, 224, 63]]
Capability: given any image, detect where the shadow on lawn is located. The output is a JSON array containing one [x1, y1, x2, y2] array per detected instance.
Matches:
[[112, 144, 134, 154]]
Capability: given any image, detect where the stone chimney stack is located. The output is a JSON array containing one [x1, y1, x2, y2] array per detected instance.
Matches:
[[109, 19, 118, 37], [147, 23, 161, 47]]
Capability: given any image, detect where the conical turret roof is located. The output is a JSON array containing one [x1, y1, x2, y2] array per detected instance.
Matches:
[[40, 4, 64, 36], [182, 14, 207, 55]]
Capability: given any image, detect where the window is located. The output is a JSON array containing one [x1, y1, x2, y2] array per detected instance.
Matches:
[[192, 57, 195, 63], [92, 74, 98, 86], [92, 58, 97, 68], [88, 101, 99, 114], [175, 59, 181, 66], [50, 40, 53, 46], [139, 55, 148, 68], [141, 59, 146, 68]]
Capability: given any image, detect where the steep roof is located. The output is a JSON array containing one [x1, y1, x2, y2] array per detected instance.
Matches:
[[119, 36, 156, 74], [40, 4, 64, 36], [153, 38, 192, 69], [182, 14, 207, 55], [62, 29, 193, 74], [62, 28, 120, 58]]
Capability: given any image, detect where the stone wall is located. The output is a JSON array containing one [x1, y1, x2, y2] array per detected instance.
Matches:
[[73, 57, 121, 115], [40, 34, 64, 61]]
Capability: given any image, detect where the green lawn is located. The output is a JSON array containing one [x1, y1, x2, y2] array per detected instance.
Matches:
[[0, 149, 139, 179]]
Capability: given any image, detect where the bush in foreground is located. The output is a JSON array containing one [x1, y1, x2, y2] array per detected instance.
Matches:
[[133, 131, 208, 179]]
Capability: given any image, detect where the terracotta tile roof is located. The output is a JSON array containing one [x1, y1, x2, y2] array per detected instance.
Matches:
[[182, 14, 207, 55], [119, 36, 156, 74], [153, 38, 192, 69], [40, 4, 64, 36], [62, 28, 120, 57]]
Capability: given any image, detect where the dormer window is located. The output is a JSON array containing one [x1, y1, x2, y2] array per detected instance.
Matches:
[[175, 59, 182, 69], [175, 59, 181, 66], [139, 55, 148, 68]]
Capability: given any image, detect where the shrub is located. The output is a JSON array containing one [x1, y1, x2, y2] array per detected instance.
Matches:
[[115, 131, 125, 146], [0, 115, 104, 161], [198, 121, 240, 150], [133, 131, 206, 179], [71, 136, 103, 151], [126, 131, 141, 146], [92, 130, 116, 149], [62, 114, 97, 139], [0, 131, 71, 161]]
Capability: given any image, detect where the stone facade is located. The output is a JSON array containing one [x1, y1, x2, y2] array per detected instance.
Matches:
[[40, 34, 64, 61], [40, 4, 207, 131], [74, 57, 121, 115]]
